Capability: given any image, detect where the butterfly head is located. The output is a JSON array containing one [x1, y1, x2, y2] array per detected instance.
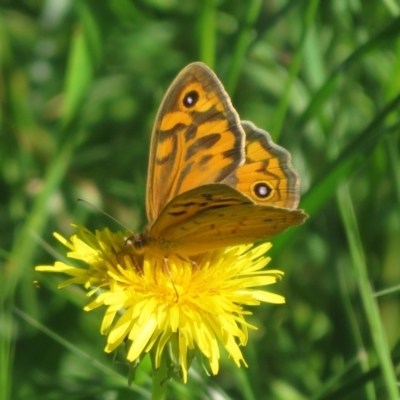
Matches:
[[125, 233, 146, 255]]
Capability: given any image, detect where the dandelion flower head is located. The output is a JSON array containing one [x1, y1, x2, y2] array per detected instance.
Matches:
[[36, 224, 285, 382]]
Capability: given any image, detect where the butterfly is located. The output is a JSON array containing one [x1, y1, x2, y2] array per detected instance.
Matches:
[[129, 62, 308, 258]]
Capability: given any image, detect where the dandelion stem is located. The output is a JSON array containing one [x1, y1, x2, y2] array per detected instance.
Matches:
[[151, 351, 168, 400]]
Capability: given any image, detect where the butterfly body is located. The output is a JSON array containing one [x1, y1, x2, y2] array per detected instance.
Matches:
[[132, 62, 307, 259]]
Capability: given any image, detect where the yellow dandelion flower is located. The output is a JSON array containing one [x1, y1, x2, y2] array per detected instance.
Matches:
[[36, 224, 285, 383]]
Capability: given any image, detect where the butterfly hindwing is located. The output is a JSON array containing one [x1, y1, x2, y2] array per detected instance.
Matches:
[[223, 121, 300, 208]]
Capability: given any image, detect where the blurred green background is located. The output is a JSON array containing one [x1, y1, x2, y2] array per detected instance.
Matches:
[[2, 0, 400, 399]]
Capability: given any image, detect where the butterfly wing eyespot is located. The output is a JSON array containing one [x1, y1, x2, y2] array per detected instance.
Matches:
[[251, 181, 274, 201], [182, 90, 199, 107]]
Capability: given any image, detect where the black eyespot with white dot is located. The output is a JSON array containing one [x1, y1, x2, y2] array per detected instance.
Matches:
[[183, 90, 199, 108], [253, 182, 273, 199]]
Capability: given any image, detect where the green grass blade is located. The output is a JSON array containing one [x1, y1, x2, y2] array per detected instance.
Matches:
[[199, 0, 216, 68], [225, 0, 262, 96], [272, 95, 400, 255], [1, 9, 100, 399], [62, 28, 94, 128], [270, 0, 320, 140], [317, 354, 400, 400], [14, 307, 151, 397], [297, 15, 400, 130], [337, 183, 399, 399], [302, 96, 400, 216]]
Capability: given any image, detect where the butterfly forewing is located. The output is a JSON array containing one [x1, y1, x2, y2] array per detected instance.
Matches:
[[146, 63, 246, 223]]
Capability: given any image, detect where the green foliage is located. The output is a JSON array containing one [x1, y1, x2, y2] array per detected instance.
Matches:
[[1, 0, 400, 399]]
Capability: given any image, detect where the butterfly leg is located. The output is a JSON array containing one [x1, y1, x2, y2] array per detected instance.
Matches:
[[112, 244, 143, 273], [163, 257, 180, 302], [176, 254, 198, 270], [112, 246, 127, 266]]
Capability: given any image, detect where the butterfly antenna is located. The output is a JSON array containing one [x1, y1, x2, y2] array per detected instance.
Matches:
[[77, 198, 134, 235]]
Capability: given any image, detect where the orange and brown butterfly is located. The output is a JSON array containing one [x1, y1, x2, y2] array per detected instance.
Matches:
[[130, 62, 308, 258]]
